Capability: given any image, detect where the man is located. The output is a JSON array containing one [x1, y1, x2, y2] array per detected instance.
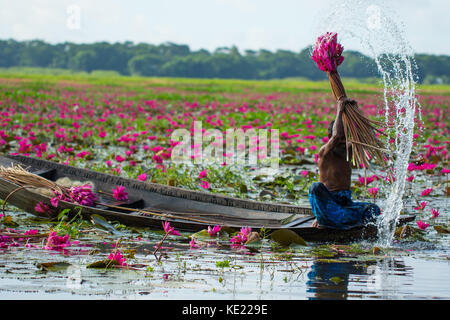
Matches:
[[308, 97, 381, 229]]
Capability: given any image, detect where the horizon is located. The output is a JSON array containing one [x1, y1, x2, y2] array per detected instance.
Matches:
[[0, 0, 449, 56], [1, 37, 449, 57]]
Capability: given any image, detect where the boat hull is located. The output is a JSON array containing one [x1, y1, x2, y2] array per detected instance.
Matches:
[[0, 155, 414, 242]]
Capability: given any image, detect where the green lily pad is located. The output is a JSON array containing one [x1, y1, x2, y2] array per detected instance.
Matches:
[[330, 276, 343, 284], [434, 225, 450, 234], [270, 229, 307, 247], [35, 262, 71, 272], [86, 259, 119, 269], [191, 229, 229, 240]]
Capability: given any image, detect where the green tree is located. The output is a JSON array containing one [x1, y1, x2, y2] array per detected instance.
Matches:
[[128, 54, 165, 76]]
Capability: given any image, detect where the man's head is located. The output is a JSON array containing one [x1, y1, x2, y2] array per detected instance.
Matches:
[[327, 120, 335, 138]]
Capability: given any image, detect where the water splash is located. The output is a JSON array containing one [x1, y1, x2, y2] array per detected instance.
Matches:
[[313, 0, 419, 246]]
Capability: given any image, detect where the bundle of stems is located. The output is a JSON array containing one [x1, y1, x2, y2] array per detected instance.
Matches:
[[0, 165, 222, 225], [0, 165, 74, 213], [0, 165, 66, 195], [330, 72, 390, 168]]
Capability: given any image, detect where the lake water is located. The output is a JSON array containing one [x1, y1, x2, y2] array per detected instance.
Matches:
[[0, 209, 448, 301]]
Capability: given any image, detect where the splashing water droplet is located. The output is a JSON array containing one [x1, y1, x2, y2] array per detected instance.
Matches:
[[313, 0, 420, 246]]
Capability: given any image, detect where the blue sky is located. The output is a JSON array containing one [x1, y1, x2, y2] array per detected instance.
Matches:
[[0, 0, 448, 55]]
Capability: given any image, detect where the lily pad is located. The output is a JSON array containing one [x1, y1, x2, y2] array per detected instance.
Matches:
[[1, 215, 19, 227], [434, 225, 450, 234], [329, 276, 343, 284], [35, 262, 71, 272], [270, 229, 307, 247], [86, 259, 119, 269], [191, 229, 229, 240]]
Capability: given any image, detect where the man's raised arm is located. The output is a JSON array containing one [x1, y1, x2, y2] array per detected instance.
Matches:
[[319, 97, 351, 157]]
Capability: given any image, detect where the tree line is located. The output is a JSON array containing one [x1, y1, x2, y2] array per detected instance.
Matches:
[[0, 39, 448, 84]]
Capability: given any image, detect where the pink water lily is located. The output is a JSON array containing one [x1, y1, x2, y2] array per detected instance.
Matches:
[[207, 225, 221, 237], [112, 185, 128, 201], [311, 32, 345, 73], [359, 175, 379, 185], [420, 188, 432, 197], [137, 173, 147, 181], [44, 231, 72, 251], [68, 184, 98, 206], [115, 155, 125, 162], [416, 220, 429, 230], [230, 226, 252, 245], [200, 180, 210, 189], [189, 238, 200, 249], [430, 208, 440, 219], [198, 170, 207, 179], [163, 221, 181, 236], [414, 201, 427, 211], [368, 187, 379, 197], [50, 197, 59, 208], [34, 202, 51, 214], [24, 229, 38, 236], [108, 249, 127, 266]]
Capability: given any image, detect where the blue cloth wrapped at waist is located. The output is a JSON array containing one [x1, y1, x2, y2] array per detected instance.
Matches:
[[308, 182, 381, 230]]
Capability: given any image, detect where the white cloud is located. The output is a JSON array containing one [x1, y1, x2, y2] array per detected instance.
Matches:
[[0, 0, 448, 54]]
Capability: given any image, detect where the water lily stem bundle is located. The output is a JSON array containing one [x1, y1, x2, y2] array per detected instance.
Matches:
[[340, 100, 389, 168], [311, 32, 389, 168], [328, 71, 388, 168], [328, 72, 346, 100]]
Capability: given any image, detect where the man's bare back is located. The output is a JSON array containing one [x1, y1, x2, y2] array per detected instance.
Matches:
[[318, 97, 352, 191], [311, 97, 353, 227]]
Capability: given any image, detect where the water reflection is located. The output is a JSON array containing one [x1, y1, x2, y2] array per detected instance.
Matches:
[[306, 257, 411, 299]]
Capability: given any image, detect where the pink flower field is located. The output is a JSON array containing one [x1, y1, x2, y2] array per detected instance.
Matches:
[[0, 75, 448, 235]]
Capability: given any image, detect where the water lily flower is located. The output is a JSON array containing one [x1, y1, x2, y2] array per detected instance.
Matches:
[[430, 208, 440, 219], [108, 249, 127, 266], [137, 173, 147, 181], [24, 229, 38, 236], [230, 226, 252, 245], [416, 220, 429, 230], [420, 188, 433, 197], [115, 155, 125, 162], [207, 225, 221, 237], [113, 185, 128, 201], [414, 201, 427, 211], [69, 184, 98, 206], [198, 170, 207, 179], [368, 187, 379, 197], [359, 175, 379, 185], [44, 231, 72, 250], [189, 238, 200, 249], [311, 32, 345, 73], [200, 180, 210, 189], [50, 197, 59, 208], [163, 221, 181, 236], [34, 202, 50, 214]]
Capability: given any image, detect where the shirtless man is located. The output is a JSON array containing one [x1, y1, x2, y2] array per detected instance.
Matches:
[[309, 97, 380, 230]]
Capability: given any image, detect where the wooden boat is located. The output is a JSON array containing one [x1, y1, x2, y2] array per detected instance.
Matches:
[[0, 154, 414, 242]]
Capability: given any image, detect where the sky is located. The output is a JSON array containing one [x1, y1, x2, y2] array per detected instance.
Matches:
[[0, 0, 448, 55]]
